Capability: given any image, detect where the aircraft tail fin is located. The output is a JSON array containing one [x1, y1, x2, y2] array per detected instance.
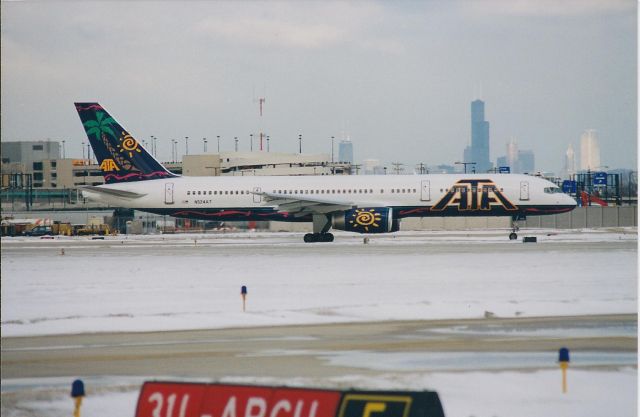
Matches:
[[74, 103, 177, 184]]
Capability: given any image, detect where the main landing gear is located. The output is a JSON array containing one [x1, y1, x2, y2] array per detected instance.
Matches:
[[509, 215, 522, 240], [304, 233, 334, 243], [304, 214, 335, 243]]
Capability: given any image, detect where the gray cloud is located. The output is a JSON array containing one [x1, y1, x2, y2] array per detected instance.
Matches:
[[1, 0, 636, 172]]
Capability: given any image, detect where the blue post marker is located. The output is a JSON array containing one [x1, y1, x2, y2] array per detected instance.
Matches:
[[71, 379, 85, 417], [241, 285, 248, 312], [558, 348, 570, 394]]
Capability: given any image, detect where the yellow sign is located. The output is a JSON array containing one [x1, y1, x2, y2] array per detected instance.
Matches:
[[99, 159, 120, 171], [338, 394, 412, 417]]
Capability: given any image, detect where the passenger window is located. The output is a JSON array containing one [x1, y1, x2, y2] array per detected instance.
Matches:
[[209, 191, 212, 195], [391, 189, 395, 193], [413, 189, 416, 193], [241, 191, 244, 194], [370, 189, 373, 193], [380, 189, 384, 193], [187, 191, 191, 195], [225, 191, 228, 195]]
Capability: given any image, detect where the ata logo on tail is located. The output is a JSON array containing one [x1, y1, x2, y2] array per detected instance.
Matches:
[[99, 159, 120, 172], [431, 179, 518, 212]]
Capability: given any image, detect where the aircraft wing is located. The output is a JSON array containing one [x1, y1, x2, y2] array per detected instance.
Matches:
[[81, 185, 147, 199], [259, 191, 356, 217]]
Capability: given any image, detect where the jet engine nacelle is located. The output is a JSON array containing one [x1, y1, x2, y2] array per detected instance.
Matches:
[[332, 207, 396, 234]]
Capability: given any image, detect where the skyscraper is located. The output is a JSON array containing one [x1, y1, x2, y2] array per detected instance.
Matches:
[[506, 138, 519, 173], [563, 143, 576, 176], [580, 129, 601, 171], [338, 139, 353, 164], [464, 99, 492, 173], [518, 150, 535, 173]]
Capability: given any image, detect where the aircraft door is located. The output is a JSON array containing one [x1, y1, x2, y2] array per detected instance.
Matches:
[[420, 180, 430, 201], [164, 183, 174, 204], [520, 181, 530, 200], [253, 187, 262, 203]]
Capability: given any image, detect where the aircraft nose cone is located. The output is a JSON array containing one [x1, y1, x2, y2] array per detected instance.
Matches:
[[566, 194, 578, 206]]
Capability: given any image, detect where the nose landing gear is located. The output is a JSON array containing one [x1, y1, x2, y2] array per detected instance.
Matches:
[[509, 215, 523, 240]]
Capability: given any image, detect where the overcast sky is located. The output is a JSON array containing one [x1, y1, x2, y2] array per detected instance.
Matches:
[[1, 0, 636, 172]]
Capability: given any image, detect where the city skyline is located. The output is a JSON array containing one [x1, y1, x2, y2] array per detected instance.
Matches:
[[1, 1, 636, 172], [464, 99, 492, 173]]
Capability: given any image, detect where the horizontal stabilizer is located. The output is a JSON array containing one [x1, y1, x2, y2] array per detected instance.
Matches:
[[82, 185, 147, 199]]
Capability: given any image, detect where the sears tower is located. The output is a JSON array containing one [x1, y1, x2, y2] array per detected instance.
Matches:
[[463, 99, 492, 173]]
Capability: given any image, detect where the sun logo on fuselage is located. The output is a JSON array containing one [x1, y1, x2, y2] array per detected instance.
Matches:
[[117, 133, 142, 158], [349, 209, 382, 232]]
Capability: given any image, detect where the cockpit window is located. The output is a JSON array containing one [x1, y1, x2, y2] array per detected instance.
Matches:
[[544, 187, 563, 194]]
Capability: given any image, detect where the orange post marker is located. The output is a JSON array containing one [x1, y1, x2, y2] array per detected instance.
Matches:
[[71, 379, 85, 417], [241, 285, 248, 312], [558, 347, 570, 394]]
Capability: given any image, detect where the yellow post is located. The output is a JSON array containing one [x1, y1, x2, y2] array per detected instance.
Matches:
[[73, 396, 83, 417], [560, 361, 569, 394]]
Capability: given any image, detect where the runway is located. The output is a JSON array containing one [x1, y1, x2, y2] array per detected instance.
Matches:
[[2, 314, 635, 380], [1, 230, 637, 416]]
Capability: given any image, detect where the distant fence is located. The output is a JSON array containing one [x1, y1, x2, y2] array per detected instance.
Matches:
[[400, 206, 637, 231], [522, 206, 637, 229]]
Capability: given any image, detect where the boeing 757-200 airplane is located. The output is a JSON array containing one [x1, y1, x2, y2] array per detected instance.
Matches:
[[75, 103, 576, 242]]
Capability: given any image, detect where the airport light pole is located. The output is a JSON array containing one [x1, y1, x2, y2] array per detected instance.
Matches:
[[172, 139, 178, 162], [62, 140, 66, 159], [217, 135, 221, 153], [298, 134, 302, 154], [331, 136, 335, 174], [203, 138, 207, 153], [250, 134, 253, 152], [266, 135, 270, 152], [331, 136, 334, 163], [234, 137, 238, 152], [455, 161, 476, 174], [185, 136, 189, 155], [82, 141, 85, 160]]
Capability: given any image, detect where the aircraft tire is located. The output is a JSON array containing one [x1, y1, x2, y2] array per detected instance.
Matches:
[[304, 233, 314, 243], [509, 232, 518, 240], [322, 233, 334, 242]]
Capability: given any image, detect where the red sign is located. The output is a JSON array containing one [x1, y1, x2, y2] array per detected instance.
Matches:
[[136, 383, 342, 417]]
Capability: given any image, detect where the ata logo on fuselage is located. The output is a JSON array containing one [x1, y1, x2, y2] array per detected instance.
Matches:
[[431, 179, 517, 212], [99, 159, 120, 172]]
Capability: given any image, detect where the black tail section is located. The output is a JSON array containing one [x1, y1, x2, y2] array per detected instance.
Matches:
[[75, 103, 177, 184]]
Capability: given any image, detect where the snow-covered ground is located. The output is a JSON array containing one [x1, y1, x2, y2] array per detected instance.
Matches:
[[1, 229, 637, 417], [1, 368, 637, 417], [1, 229, 637, 337]]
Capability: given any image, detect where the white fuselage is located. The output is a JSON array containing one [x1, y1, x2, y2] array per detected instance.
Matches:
[[83, 173, 576, 222]]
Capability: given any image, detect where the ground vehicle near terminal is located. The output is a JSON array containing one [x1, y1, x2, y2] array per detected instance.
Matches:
[[75, 102, 577, 242], [23, 225, 54, 237]]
